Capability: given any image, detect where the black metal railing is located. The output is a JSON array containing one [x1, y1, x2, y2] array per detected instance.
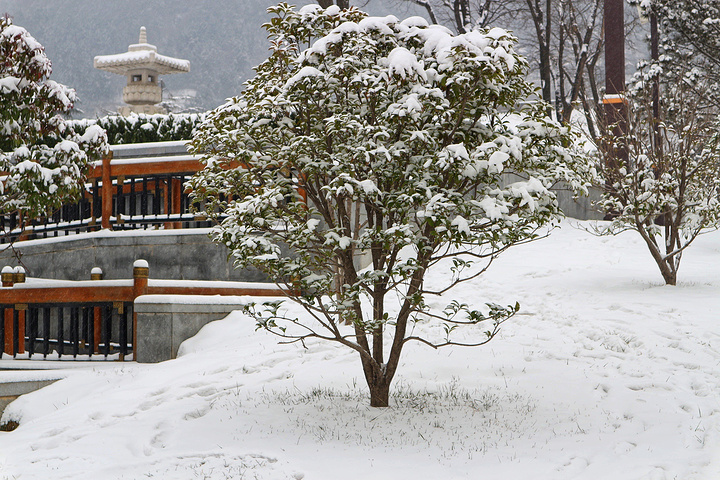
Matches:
[[0, 302, 133, 360], [0, 172, 214, 243]]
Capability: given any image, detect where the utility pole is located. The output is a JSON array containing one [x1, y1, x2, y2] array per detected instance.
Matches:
[[602, 0, 628, 220], [603, 0, 627, 146]]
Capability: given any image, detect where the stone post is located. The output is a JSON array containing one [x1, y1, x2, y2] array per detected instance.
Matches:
[[12, 266, 25, 284], [91, 267, 104, 281], [1, 266, 14, 288], [132, 259, 149, 360]]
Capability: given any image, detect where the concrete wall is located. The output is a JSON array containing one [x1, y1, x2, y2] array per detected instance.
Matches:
[[554, 185, 604, 221], [0, 379, 60, 418], [134, 295, 247, 363], [0, 230, 271, 282]]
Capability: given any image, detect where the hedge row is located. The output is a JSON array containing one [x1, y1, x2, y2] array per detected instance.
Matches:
[[68, 113, 206, 145]]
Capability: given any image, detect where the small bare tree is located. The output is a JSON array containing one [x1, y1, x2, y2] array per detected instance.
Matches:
[[595, 63, 720, 285], [556, 0, 603, 126]]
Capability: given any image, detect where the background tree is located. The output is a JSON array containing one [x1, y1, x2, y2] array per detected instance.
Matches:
[[555, 0, 603, 127], [190, 3, 590, 406], [395, 0, 614, 135], [0, 16, 107, 223], [643, 0, 720, 107], [405, 0, 525, 32], [595, 62, 720, 285], [317, 0, 350, 9]]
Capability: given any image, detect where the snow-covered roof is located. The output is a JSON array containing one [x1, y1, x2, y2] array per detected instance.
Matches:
[[93, 26, 190, 75]]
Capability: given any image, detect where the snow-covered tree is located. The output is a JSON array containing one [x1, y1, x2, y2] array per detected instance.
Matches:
[[189, 4, 590, 406], [595, 61, 720, 286], [0, 16, 107, 222], [640, 0, 720, 107], [648, 0, 720, 68]]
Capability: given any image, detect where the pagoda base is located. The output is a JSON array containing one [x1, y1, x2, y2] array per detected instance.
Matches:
[[118, 104, 167, 116]]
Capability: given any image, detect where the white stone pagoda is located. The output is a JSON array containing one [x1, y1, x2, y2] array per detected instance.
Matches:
[[94, 27, 190, 116]]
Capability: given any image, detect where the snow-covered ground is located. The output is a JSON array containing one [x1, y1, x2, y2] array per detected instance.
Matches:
[[1, 219, 719, 479]]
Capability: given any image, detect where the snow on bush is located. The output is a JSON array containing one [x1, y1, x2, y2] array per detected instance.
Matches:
[[0, 17, 108, 219]]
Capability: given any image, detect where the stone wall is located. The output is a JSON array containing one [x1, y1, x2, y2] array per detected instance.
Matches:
[[134, 295, 248, 363], [0, 230, 269, 282]]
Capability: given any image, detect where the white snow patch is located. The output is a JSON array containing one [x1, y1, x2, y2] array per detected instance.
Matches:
[[4, 221, 719, 479]]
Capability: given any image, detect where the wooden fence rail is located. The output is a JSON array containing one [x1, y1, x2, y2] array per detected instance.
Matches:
[[0, 260, 285, 361]]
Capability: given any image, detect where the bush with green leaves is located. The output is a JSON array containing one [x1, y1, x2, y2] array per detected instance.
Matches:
[[0, 16, 107, 219], [190, 4, 590, 406]]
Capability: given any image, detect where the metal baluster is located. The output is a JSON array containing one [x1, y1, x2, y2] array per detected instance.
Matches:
[[71, 306, 79, 358], [166, 175, 172, 221], [129, 303, 134, 357], [86, 306, 94, 356], [142, 177, 148, 217], [57, 307, 64, 358], [130, 177, 136, 223], [43, 307, 50, 357], [12, 309, 19, 358], [116, 177, 123, 227], [154, 177, 161, 216], [119, 304, 127, 357], [27, 307, 36, 357], [103, 304, 111, 357]]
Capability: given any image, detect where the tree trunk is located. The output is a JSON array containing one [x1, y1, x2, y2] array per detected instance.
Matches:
[[368, 375, 391, 407], [526, 0, 553, 105], [660, 263, 677, 286]]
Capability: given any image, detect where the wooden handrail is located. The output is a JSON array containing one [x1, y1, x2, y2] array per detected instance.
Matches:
[[87, 158, 204, 178], [0, 285, 135, 304]]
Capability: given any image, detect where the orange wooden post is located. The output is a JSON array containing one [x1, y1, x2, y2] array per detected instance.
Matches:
[[1, 266, 13, 288], [13, 267, 25, 284], [93, 306, 101, 353], [132, 259, 149, 360], [172, 178, 182, 229], [17, 213, 29, 242], [2, 267, 13, 355], [3, 308, 13, 355], [16, 305, 26, 355], [101, 152, 113, 229], [162, 179, 173, 229]]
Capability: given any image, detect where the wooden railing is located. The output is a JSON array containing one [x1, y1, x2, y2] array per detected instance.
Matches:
[[0, 141, 307, 243], [0, 261, 285, 361], [0, 148, 211, 243]]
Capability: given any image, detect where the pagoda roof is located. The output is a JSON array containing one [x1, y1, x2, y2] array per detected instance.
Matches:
[[94, 27, 190, 75]]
